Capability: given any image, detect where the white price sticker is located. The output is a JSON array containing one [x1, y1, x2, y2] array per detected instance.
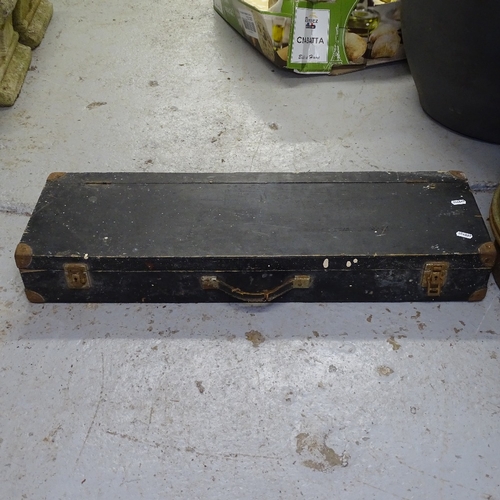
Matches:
[[451, 199, 467, 206], [456, 231, 473, 239]]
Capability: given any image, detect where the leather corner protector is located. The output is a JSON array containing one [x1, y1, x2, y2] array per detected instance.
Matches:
[[47, 172, 66, 182], [448, 170, 467, 181], [15, 243, 33, 269], [468, 288, 487, 302], [25, 290, 45, 303], [478, 242, 497, 268]]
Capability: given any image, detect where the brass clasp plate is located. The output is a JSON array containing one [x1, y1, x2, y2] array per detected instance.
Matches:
[[64, 263, 91, 289], [421, 262, 449, 296]]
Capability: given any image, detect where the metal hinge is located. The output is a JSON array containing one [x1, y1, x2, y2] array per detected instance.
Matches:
[[421, 262, 449, 297], [64, 263, 91, 289]]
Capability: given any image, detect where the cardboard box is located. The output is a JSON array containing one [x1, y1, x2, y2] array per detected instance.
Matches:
[[214, 0, 404, 75]]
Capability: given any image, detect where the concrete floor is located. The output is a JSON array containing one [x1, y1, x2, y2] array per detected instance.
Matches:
[[1, 1, 500, 498]]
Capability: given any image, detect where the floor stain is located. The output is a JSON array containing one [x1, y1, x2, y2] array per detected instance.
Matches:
[[42, 424, 62, 443], [377, 365, 394, 376], [195, 381, 205, 394], [387, 336, 401, 350], [295, 433, 348, 471], [158, 327, 179, 337], [86, 101, 107, 110], [366, 314, 373, 323], [490, 352, 497, 359], [105, 430, 141, 444], [245, 330, 265, 347]]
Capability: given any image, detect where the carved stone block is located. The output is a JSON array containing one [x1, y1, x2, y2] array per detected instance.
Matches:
[[13, 0, 53, 49], [0, 4, 31, 106]]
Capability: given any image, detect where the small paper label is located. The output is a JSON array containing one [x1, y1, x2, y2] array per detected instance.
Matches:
[[456, 231, 473, 239], [291, 8, 330, 64], [451, 199, 467, 206], [239, 9, 258, 38]]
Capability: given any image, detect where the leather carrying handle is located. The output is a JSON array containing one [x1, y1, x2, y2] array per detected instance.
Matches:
[[201, 275, 312, 303]]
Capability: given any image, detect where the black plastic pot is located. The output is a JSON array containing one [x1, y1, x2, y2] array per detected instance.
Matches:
[[491, 185, 500, 288], [401, 1, 500, 144]]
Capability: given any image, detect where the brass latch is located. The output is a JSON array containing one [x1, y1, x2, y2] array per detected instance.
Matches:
[[421, 262, 449, 296], [64, 263, 91, 289]]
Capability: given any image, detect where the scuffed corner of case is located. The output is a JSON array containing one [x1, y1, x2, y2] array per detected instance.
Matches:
[[468, 288, 488, 302], [47, 172, 66, 182], [447, 170, 468, 181], [478, 241, 497, 268], [25, 290, 45, 303], [15, 243, 33, 269]]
